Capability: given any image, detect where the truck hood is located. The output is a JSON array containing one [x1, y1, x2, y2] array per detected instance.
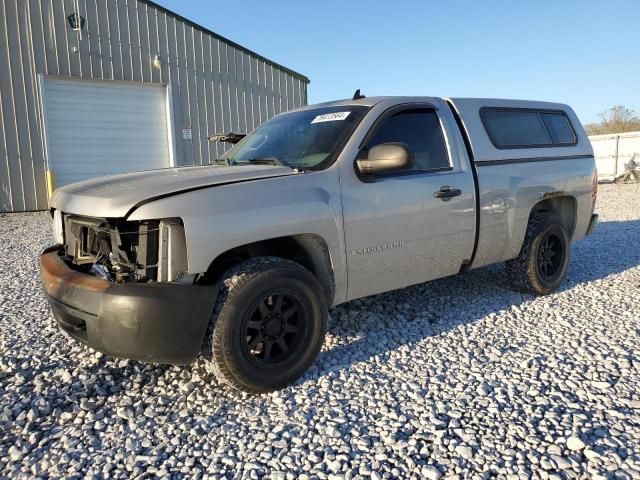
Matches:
[[50, 164, 295, 218]]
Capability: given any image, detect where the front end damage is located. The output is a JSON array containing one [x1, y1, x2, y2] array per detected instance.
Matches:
[[40, 212, 217, 364], [58, 214, 188, 284]]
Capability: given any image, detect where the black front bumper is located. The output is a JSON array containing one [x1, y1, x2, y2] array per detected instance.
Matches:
[[40, 246, 217, 365]]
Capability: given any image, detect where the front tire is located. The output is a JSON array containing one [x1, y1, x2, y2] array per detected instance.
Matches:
[[203, 257, 327, 393], [506, 212, 570, 295]]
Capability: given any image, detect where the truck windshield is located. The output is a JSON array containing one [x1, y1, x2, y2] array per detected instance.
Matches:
[[221, 105, 369, 170]]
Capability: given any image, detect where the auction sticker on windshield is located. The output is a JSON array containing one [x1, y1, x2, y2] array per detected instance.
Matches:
[[311, 111, 351, 124]]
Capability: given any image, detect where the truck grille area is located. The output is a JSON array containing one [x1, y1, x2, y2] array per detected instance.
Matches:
[[61, 214, 160, 283]]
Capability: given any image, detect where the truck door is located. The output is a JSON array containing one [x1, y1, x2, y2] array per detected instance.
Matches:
[[340, 104, 476, 300]]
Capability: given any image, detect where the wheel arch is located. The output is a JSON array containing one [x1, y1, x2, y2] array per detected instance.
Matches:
[[529, 194, 578, 238], [200, 234, 336, 305]]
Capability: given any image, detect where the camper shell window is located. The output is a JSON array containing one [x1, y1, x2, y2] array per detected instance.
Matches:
[[481, 108, 577, 149]]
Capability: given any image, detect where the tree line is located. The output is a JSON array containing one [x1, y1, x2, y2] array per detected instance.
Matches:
[[584, 105, 640, 135]]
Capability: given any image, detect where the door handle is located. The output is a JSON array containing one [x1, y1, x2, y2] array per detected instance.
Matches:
[[434, 186, 462, 199]]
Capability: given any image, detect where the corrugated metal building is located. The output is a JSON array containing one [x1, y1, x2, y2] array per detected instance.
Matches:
[[0, 0, 309, 212]]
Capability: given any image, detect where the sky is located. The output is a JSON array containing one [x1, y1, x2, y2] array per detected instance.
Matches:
[[154, 0, 639, 124]]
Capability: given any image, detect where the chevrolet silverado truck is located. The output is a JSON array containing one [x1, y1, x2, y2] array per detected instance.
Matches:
[[40, 96, 599, 393]]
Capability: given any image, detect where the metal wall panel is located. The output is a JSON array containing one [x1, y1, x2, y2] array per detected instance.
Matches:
[[0, 0, 308, 212]]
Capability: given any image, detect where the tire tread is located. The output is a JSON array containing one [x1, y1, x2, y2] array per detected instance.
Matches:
[[505, 212, 569, 295]]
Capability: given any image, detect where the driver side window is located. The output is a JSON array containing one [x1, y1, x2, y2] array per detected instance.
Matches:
[[367, 108, 450, 172]]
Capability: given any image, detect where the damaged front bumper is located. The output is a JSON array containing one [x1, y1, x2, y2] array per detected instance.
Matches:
[[40, 246, 217, 365]]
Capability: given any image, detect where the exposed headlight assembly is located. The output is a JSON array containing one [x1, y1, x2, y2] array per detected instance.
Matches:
[[158, 219, 188, 282]]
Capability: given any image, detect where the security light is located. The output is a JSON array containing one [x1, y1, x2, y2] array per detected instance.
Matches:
[[67, 12, 85, 31]]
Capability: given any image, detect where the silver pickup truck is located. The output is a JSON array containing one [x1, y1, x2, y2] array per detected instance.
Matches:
[[40, 96, 598, 393]]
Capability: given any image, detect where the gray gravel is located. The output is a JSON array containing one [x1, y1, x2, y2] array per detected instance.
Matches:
[[1, 184, 640, 479]]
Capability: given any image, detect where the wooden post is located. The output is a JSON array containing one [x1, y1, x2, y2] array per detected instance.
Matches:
[[614, 134, 620, 178]]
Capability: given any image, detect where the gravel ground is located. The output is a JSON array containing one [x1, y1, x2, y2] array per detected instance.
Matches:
[[1, 184, 640, 479]]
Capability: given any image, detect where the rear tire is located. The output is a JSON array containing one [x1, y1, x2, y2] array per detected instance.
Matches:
[[506, 212, 570, 295], [202, 257, 327, 393]]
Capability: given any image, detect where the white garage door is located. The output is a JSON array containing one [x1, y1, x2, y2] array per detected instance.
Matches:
[[42, 78, 172, 188]]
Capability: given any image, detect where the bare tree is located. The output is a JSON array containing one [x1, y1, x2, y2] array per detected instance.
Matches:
[[585, 105, 640, 135]]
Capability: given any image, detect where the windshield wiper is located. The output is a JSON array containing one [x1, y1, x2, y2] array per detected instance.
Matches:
[[231, 157, 283, 166]]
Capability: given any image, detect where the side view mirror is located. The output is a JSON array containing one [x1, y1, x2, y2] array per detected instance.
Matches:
[[356, 143, 414, 177]]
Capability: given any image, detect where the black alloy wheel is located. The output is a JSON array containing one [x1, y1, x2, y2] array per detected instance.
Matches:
[[243, 292, 307, 364], [536, 230, 565, 281]]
